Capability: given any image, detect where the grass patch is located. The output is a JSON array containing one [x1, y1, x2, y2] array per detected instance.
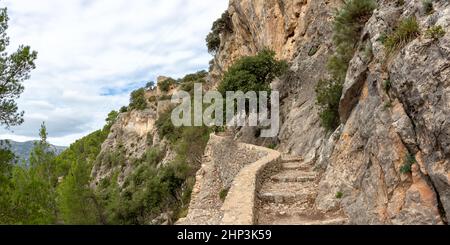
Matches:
[[336, 191, 344, 199], [384, 17, 420, 53], [425, 25, 445, 40]]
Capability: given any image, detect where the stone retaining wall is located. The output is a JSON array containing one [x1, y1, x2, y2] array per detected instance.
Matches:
[[177, 134, 281, 225]]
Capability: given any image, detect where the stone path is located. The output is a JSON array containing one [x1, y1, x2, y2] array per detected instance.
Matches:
[[257, 156, 348, 225]]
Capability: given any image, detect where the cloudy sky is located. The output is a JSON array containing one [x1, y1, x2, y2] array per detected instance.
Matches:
[[0, 0, 228, 146]]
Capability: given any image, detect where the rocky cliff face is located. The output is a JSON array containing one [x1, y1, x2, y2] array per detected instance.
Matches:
[[209, 0, 449, 224]]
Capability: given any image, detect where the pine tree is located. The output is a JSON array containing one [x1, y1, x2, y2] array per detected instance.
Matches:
[[0, 8, 38, 128]]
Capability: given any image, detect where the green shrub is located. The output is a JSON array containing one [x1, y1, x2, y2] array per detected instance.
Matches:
[[330, 0, 377, 81], [268, 143, 277, 150], [206, 11, 232, 54], [383, 80, 391, 92], [315, 79, 343, 131], [336, 191, 344, 199], [316, 0, 376, 130], [384, 17, 420, 53], [159, 78, 176, 93], [155, 106, 182, 143], [308, 45, 319, 56], [422, 0, 434, 15], [384, 101, 392, 110], [143, 148, 164, 166], [119, 106, 128, 113], [425, 25, 445, 40], [400, 153, 417, 174], [218, 49, 287, 96], [179, 70, 207, 94], [129, 88, 147, 111], [219, 188, 230, 202]]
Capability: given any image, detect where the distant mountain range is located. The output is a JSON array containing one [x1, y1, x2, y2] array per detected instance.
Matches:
[[2, 140, 67, 164]]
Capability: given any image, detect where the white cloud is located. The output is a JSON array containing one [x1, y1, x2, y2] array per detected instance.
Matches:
[[0, 0, 229, 146]]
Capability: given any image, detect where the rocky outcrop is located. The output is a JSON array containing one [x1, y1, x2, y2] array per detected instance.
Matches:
[[91, 109, 160, 187]]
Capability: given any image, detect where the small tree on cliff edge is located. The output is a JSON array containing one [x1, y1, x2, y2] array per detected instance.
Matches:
[[0, 8, 38, 128]]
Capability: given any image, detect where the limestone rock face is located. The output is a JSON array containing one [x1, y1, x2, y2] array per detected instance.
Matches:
[[207, 0, 450, 224], [315, 1, 450, 224], [90, 109, 161, 187], [211, 0, 333, 79]]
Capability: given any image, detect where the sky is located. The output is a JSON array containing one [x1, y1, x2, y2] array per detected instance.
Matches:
[[0, 0, 229, 146]]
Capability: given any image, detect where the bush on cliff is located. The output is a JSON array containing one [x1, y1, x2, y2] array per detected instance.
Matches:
[[206, 11, 233, 54], [384, 17, 420, 53], [316, 0, 376, 131], [129, 88, 147, 111], [218, 49, 288, 96]]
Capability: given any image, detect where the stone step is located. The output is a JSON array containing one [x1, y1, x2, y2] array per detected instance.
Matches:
[[259, 182, 316, 204], [270, 170, 317, 183], [282, 161, 311, 171], [281, 156, 304, 163]]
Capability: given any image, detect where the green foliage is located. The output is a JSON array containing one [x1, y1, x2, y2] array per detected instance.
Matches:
[[316, 0, 375, 130], [179, 70, 207, 94], [99, 161, 190, 225], [119, 106, 128, 113], [156, 107, 183, 143], [308, 45, 319, 56], [330, 0, 376, 81], [218, 49, 288, 96], [336, 191, 344, 199], [55, 129, 109, 177], [384, 101, 393, 110], [206, 11, 232, 54], [425, 25, 445, 40], [422, 0, 434, 15], [143, 147, 164, 167], [7, 166, 57, 224], [159, 78, 176, 93], [400, 153, 417, 174], [1, 124, 58, 224], [315, 79, 343, 131], [219, 188, 230, 202], [145, 81, 155, 90], [268, 143, 277, 150], [384, 17, 420, 53], [105, 110, 119, 129], [57, 160, 101, 224], [383, 80, 391, 92], [0, 141, 16, 223], [29, 122, 57, 183], [0, 8, 38, 128], [129, 88, 147, 111]]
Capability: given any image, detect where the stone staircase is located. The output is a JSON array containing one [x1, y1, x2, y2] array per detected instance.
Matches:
[[257, 156, 348, 225]]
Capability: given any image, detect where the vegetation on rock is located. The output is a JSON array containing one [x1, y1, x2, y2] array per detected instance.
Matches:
[[129, 88, 147, 111], [425, 25, 445, 40], [384, 17, 420, 53], [218, 49, 288, 97], [206, 11, 232, 54], [316, 0, 376, 130]]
